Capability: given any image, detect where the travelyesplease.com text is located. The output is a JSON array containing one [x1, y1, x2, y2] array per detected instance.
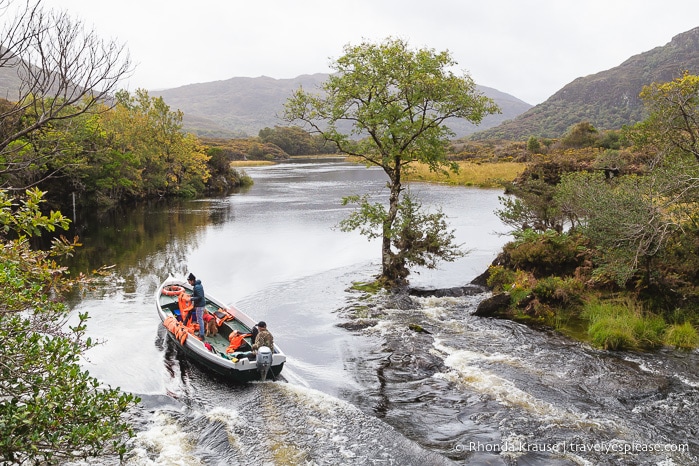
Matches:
[[453, 440, 689, 455]]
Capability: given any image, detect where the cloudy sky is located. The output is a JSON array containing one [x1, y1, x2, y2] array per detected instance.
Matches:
[[37, 0, 699, 105]]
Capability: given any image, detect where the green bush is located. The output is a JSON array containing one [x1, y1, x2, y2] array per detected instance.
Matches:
[[505, 229, 586, 277], [532, 276, 584, 303], [0, 189, 138, 464], [509, 286, 532, 307], [486, 265, 516, 291]]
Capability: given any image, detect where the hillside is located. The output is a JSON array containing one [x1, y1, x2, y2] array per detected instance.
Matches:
[[151, 74, 532, 139], [473, 26, 699, 140]]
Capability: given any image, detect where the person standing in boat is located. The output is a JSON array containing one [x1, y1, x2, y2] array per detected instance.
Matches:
[[187, 273, 206, 339], [251, 321, 273, 353]]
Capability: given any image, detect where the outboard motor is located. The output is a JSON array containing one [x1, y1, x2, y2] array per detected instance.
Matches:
[[256, 346, 273, 381]]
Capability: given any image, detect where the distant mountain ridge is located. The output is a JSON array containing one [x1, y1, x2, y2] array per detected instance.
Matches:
[[151, 74, 532, 139], [3, 27, 696, 142], [474, 26, 699, 140]]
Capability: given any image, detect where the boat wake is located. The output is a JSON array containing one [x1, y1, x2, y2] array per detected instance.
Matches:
[[121, 382, 456, 466]]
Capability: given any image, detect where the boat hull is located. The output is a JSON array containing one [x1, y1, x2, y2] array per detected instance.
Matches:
[[164, 330, 285, 382], [156, 276, 286, 383]]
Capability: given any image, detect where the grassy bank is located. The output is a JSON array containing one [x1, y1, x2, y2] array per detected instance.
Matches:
[[405, 161, 526, 187], [230, 160, 276, 167], [485, 230, 699, 351]]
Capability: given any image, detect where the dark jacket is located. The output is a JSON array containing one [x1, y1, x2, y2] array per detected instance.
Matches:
[[191, 279, 205, 307]]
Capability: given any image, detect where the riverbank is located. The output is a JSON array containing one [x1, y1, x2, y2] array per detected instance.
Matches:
[[473, 240, 699, 352]]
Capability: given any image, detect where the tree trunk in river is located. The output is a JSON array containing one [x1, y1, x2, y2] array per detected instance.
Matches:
[[380, 166, 409, 285]]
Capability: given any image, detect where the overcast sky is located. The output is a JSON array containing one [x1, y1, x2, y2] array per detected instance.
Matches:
[[37, 0, 699, 105]]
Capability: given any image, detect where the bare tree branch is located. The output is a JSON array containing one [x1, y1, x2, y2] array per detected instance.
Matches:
[[0, 0, 132, 187]]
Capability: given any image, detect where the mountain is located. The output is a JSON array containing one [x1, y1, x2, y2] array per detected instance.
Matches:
[[151, 74, 532, 139], [473, 26, 699, 140]]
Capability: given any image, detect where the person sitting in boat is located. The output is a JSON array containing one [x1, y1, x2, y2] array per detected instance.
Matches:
[[226, 330, 252, 354], [251, 321, 273, 353], [250, 323, 259, 345]]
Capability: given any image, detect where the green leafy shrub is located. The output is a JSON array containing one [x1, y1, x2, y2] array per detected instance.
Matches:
[[505, 229, 587, 277], [486, 265, 516, 291], [0, 189, 138, 464], [506, 270, 536, 307], [532, 276, 584, 304], [509, 286, 532, 307]]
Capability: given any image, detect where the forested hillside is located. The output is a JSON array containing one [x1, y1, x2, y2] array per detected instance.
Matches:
[[474, 26, 699, 140]]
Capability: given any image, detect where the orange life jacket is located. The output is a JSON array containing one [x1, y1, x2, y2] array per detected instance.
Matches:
[[178, 292, 194, 323], [163, 316, 188, 345], [226, 332, 251, 353], [212, 309, 234, 326]]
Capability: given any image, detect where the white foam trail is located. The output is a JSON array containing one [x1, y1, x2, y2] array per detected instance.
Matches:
[[127, 411, 203, 466], [432, 339, 621, 432]]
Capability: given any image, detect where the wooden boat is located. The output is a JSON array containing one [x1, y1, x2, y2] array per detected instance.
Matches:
[[155, 276, 285, 382]]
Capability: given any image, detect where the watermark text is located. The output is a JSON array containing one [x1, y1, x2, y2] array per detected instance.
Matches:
[[453, 440, 689, 456]]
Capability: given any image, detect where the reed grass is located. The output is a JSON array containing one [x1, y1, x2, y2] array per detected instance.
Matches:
[[664, 322, 699, 349], [404, 161, 526, 187], [581, 297, 698, 350], [230, 160, 276, 167]]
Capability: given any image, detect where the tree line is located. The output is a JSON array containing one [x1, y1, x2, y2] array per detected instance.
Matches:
[[1, 88, 253, 210]]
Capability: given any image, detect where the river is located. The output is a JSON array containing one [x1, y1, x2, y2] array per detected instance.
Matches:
[[65, 159, 698, 465]]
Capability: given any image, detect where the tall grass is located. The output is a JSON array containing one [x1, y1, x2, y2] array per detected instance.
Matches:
[[582, 298, 698, 350], [230, 160, 275, 167], [664, 322, 699, 349], [405, 161, 526, 187]]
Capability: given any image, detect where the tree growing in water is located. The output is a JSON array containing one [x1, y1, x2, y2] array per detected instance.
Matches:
[[284, 37, 499, 285]]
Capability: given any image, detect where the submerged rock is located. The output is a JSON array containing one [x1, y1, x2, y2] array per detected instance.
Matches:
[[336, 319, 378, 331], [408, 284, 485, 298], [408, 323, 432, 334], [385, 291, 418, 310]]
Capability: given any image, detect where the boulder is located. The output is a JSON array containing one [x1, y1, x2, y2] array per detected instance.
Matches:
[[473, 292, 511, 317]]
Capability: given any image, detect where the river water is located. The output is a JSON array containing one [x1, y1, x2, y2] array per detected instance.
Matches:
[[65, 159, 698, 465]]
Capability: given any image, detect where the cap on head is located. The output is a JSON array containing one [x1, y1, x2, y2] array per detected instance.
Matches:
[[257, 321, 266, 328], [187, 273, 196, 281]]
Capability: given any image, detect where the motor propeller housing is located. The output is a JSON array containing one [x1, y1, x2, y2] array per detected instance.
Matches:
[[256, 346, 273, 381]]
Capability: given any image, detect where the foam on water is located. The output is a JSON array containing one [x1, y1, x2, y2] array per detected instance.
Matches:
[[128, 411, 204, 466], [113, 382, 458, 466]]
